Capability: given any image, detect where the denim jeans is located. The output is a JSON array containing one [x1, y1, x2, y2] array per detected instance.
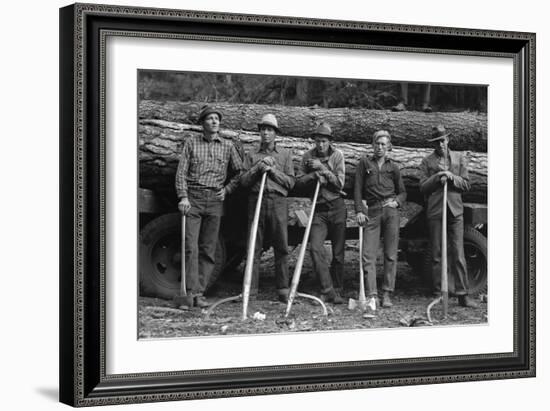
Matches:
[[362, 205, 400, 295], [309, 198, 347, 294], [185, 189, 223, 296], [428, 211, 469, 295], [247, 193, 290, 295]]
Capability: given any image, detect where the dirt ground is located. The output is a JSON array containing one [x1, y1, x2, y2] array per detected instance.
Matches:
[[138, 241, 487, 339]]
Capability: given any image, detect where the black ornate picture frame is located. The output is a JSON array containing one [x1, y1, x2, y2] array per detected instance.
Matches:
[[59, 3, 535, 407]]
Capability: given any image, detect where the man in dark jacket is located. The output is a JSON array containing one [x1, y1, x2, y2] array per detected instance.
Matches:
[[419, 125, 479, 308]]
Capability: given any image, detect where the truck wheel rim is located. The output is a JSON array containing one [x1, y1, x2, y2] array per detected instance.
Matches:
[[149, 231, 181, 290], [464, 241, 486, 290]]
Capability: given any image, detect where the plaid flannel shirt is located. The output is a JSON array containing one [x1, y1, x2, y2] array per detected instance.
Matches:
[[175, 134, 244, 199]]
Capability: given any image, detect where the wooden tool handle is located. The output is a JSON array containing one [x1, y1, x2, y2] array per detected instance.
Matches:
[[180, 214, 186, 296], [286, 180, 321, 316], [358, 225, 367, 303], [441, 179, 448, 316], [242, 172, 268, 320]]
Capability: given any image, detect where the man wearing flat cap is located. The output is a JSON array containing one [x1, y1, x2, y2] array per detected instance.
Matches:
[[354, 130, 406, 308], [295, 122, 346, 304], [419, 125, 479, 308], [240, 114, 295, 303], [175, 105, 244, 308]]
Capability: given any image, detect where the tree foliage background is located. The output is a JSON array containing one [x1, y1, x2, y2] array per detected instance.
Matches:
[[139, 70, 487, 113]]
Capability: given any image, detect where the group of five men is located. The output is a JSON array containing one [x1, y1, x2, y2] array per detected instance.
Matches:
[[175, 105, 479, 310]]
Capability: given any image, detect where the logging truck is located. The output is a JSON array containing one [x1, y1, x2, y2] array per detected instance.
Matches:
[[139, 188, 487, 300], [138, 101, 488, 300]]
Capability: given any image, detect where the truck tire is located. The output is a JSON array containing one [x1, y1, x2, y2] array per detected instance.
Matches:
[[139, 213, 226, 299], [421, 226, 487, 295], [463, 226, 487, 295]]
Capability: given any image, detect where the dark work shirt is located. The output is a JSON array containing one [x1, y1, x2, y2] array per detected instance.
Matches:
[[354, 155, 407, 213], [240, 143, 295, 196], [296, 145, 346, 203]]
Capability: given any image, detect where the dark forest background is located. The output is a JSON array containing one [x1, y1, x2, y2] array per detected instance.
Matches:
[[138, 71, 487, 113]]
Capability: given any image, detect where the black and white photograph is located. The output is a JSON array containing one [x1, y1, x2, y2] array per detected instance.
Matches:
[[138, 71, 489, 338], [2, 0, 547, 407], [52, 1, 538, 408]]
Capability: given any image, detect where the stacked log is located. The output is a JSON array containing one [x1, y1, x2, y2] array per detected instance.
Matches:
[[140, 100, 488, 152], [139, 119, 488, 203]]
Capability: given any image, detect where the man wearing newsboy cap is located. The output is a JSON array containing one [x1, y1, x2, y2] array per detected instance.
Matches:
[[295, 122, 346, 304], [419, 125, 479, 308], [240, 114, 295, 303], [175, 105, 244, 308]]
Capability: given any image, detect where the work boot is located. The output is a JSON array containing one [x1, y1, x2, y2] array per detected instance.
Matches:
[[458, 295, 479, 308], [331, 290, 344, 304], [392, 102, 407, 112], [422, 103, 433, 113], [326, 289, 344, 304], [381, 291, 393, 308], [194, 296, 211, 308], [321, 289, 344, 304], [278, 290, 289, 303], [278, 294, 288, 303]]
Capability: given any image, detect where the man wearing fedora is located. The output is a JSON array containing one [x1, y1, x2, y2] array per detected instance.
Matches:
[[296, 122, 346, 304], [175, 105, 244, 308], [240, 114, 295, 302], [354, 130, 407, 308], [419, 125, 479, 308]]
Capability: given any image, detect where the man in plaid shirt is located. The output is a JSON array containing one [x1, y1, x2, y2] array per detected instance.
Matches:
[[175, 105, 244, 308]]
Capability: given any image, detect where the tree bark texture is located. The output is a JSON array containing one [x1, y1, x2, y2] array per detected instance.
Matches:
[[139, 119, 487, 203], [139, 100, 488, 152]]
